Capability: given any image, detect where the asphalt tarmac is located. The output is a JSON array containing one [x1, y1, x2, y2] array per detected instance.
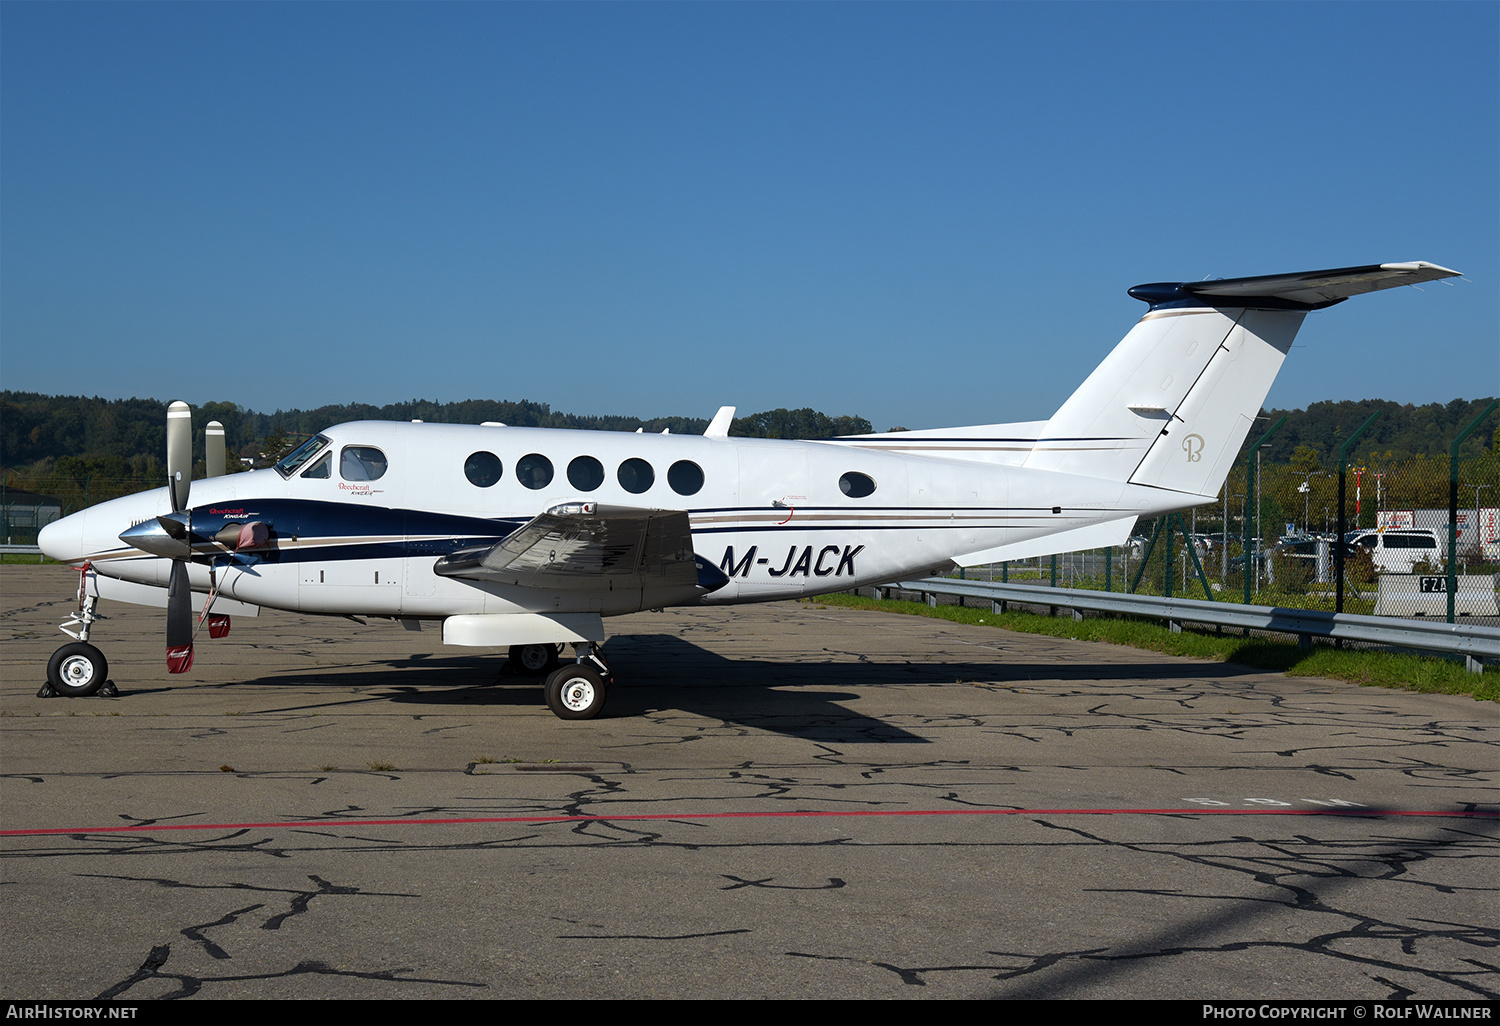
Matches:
[[1, 565, 1495, 1000]]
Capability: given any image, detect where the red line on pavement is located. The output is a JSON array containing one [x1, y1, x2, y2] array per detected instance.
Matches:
[[2, 807, 1494, 837]]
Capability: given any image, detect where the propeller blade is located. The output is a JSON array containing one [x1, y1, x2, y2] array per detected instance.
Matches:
[[167, 400, 192, 512], [166, 560, 194, 674], [205, 420, 226, 478]]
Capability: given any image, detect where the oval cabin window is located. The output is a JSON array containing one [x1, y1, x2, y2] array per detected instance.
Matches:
[[568, 455, 605, 492], [618, 458, 654, 494], [464, 451, 503, 488], [668, 460, 704, 496], [516, 453, 555, 490], [340, 446, 388, 482], [839, 472, 875, 498]]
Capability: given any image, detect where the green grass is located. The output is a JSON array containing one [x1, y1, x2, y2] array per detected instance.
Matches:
[[806, 592, 1497, 702]]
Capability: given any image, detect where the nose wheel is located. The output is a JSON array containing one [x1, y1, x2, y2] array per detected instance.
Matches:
[[43, 643, 111, 698]]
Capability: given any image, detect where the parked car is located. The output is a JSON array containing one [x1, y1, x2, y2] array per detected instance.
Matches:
[[1341, 528, 1443, 574]]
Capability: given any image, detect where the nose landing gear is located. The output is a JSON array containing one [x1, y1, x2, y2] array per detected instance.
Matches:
[[40, 565, 117, 698], [44, 643, 110, 698]]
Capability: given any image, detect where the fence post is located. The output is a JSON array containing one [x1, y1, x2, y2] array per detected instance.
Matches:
[[1130, 517, 1164, 594], [1447, 402, 1499, 623], [1164, 514, 1175, 599], [1336, 412, 1381, 615], [1244, 417, 1287, 605], [1178, 519, 1215, 601]]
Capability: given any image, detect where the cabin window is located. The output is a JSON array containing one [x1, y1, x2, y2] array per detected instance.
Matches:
[[668, 460, 704, 496], [300, 451, 332, 479], [517, 453, 554, 490], [464, 451, 503, 488], [275, 434, 330, 478], [340, 446, 388, 482], [839, 472, 875, 498], [568, 455, 604, 491], [618, 458, 654, 494]]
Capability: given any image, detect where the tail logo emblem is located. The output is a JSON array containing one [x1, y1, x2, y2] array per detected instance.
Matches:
[[1183, 434, 1205, 463]]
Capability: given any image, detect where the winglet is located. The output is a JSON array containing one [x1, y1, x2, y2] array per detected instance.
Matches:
[[705, 406, 735, 438]]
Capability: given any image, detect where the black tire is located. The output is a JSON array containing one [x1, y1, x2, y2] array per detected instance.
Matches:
[[47, 643, 108, 698], [543, 663, 607, 720], [509, 643, 560, 675]]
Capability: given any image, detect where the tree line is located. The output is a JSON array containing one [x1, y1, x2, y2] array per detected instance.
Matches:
[[0, 392, 874, 508]]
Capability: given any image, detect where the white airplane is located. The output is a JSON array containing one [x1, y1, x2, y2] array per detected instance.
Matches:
[[37, 261, 1459, 718]]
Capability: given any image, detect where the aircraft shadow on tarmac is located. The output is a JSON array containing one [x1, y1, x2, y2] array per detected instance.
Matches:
[[209, 632, 1273, 743]]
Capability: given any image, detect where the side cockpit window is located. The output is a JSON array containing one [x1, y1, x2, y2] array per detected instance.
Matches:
[[340, 446, 388, 481], [301, 451, 332, 479], [275, 434, 331, 478]]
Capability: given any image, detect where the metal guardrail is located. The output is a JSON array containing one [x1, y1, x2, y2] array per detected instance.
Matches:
[[884, 577, 1499, 672], [0, 544, 44, 561]]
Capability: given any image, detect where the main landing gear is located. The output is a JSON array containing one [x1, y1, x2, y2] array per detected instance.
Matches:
[[508, 643, 562, 676], [542, 643, 612, 720]]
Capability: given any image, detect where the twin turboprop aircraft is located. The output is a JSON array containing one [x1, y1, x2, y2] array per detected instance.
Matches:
[[37, 262, 1459, 718]]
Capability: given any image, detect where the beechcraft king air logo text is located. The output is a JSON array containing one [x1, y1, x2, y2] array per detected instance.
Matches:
[[720, 545, 864, 579], [1183, 433, 1205, 462]]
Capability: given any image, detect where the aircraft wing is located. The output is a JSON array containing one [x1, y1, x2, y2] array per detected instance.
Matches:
[[432, 502, 707, 591]]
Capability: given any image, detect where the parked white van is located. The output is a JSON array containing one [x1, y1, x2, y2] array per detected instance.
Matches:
[[1342, 528, 1443, 573]]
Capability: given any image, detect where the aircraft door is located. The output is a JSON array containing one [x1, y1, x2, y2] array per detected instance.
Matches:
[[734, 446, 813, 596]]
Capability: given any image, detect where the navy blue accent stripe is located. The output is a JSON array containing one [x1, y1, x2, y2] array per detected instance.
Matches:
[[686, 504, 1114, 515], [840, 436, 1128, 443], [185, 498, 522, 565], [692, 522, 1111, 535]]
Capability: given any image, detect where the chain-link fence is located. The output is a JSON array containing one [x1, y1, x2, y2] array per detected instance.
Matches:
[[949, 444, 1500, 624]]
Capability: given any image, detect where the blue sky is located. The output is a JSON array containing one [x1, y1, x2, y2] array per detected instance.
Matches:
[[3, 2, 1495, 430]]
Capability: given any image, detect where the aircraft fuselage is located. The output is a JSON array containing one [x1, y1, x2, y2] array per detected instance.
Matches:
[[44, 419, 1185, 619]]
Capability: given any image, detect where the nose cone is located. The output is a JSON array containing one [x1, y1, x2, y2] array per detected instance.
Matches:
[[38, 511, 85, 564]]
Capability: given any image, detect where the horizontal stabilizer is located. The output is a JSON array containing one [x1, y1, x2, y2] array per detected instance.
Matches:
[[953, 516, 1137, 567], [832, 422, 1047, 466], [1131, 262, 1460, 311]]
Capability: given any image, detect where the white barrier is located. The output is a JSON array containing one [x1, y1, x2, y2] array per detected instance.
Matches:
[[1374, 574, 1499, 617]]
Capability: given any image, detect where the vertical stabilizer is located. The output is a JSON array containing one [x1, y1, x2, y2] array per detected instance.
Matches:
[[1023, 261, 1459, 494], [1127, 309, 1302, 497], [1024, 306, 1304, 486]]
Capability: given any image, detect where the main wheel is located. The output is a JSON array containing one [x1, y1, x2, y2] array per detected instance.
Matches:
[[509, 643, 560, 675], [544, 663, 607, 720], [47, 643, 109, 697]]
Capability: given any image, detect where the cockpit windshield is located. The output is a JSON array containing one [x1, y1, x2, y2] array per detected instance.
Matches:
[[274, 434, 331, 478]]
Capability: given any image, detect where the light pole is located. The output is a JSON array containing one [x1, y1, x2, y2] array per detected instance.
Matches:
[[1295, 470, 1325, 535], [1468, 484, 1492, 562], [1255, 443, 1272, 592]]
